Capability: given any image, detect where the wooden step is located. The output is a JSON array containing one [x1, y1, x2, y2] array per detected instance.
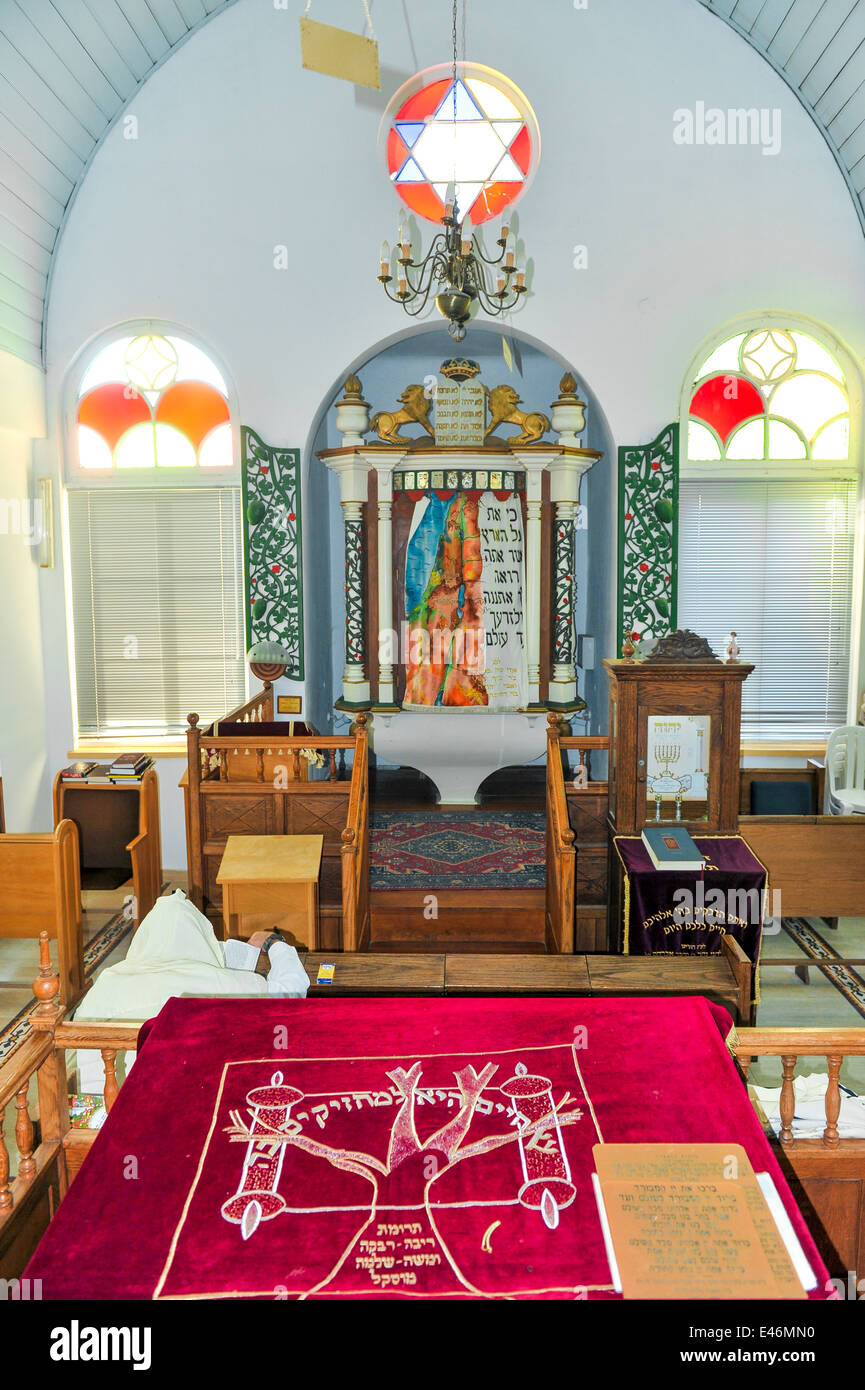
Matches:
[[370, 888, 545, 950]]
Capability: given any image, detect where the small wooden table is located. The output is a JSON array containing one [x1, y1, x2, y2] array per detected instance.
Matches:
[[216, 835, 323, 947]]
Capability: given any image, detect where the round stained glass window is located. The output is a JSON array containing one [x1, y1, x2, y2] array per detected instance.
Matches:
[[380, 63, 539, 226]]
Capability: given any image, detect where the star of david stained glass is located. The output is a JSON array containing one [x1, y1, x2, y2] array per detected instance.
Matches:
[[377, 59, 540, 340]]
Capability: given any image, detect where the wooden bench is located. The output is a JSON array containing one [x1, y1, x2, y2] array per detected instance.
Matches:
[[0, 821, 86, 1008], [300, 943, 751, 1021], [182, 687, 369, 951], [53, 765, 162, 929]]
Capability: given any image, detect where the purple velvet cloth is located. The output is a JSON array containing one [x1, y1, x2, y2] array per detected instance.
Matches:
[[615, 835, 766, 960]]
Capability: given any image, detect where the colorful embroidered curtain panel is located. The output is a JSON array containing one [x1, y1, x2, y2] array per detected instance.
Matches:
[[403, 489, 526, 710]]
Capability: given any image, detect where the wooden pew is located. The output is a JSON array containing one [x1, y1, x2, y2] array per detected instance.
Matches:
[[299, 947, 751, 1021], [53, 765, 162, 930], [182, 695, 370, 951], [0, 821, 86, 1008], [739, 814, 865, 919]]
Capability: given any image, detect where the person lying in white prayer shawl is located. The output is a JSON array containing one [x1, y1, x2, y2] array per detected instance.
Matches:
[[73, 889, 308, 1096], [750, 1072, 865, 1140]]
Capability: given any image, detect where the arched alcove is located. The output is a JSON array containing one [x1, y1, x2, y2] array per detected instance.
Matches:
[[303, 321, 616, 758]]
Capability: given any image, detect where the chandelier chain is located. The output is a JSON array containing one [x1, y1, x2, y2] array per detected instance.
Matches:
[[452, 0, 458, 93]]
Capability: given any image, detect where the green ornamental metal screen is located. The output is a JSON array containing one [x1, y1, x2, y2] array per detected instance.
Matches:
[[241, 426, 304, 680], [617, 423, 678, 655]]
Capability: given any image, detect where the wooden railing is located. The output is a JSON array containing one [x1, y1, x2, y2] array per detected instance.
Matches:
[[545, 716, 610, 953], [732, 1028, 865, 1148], [0, 935, 140, 1277], [187, 718, 351, 785], [545, 716, 576, 953], [731, 1026, 865, 1275], [219, 681, 274, 726], [560, 732, 610, 787], [341, 715, 370, 952]]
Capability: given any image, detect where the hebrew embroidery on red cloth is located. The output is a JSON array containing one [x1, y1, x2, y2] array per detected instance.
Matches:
[[158, 1043, 599, 1300]]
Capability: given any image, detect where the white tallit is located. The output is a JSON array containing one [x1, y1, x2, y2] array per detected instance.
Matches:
[[76, 889, 269, 1025]]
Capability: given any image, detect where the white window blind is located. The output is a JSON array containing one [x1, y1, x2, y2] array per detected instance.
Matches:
[[678, 479, 855, 739], [68, 488, 246, 738]]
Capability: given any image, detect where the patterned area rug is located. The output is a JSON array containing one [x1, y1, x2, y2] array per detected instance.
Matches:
[[370, 811, 545, 890], [781, 917, 865, 1022], [0, 885, 168, 1068]]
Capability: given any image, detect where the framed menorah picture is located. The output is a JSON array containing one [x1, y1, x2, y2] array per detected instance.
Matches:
[[645, 714, 711, 824]]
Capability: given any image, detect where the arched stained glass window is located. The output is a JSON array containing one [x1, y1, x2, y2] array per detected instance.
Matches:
[[687, 329, 849, 462], [76, 333, 233, 472], [680, 321, 858, 740], [382, 65, 538, 225]]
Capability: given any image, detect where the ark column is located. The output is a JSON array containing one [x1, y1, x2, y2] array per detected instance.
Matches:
[[523, 460, 546, 709], [341, 499, 369, 707], [323, 454, 372, 709], [547, 455, 592, 710], [374, 460, 399, 708]]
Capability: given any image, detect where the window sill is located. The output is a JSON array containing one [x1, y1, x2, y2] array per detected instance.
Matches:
[[68, 742, 187, 760], [740, 741, 827, 757]]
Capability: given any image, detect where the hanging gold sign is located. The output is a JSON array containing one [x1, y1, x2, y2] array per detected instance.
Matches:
[[299, 17, 380, 90]]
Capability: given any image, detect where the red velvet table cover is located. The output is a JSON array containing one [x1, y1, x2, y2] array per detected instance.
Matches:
[[27, 995, 831, 1301], [614, 835, 766, 961]]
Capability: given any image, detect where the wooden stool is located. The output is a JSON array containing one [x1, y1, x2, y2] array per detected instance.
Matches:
[[216, 835, 323, 949]]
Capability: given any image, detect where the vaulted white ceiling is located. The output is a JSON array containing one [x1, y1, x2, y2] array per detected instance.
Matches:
[[697, 1, 865, 230], [3, 0, 865, 369], [0, 0, 236, 367]]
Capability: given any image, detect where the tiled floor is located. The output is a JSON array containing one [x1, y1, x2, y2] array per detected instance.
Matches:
[[752, 915, 865, 1092]]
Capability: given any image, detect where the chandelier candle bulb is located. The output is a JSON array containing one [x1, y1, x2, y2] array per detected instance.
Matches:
[[500, 221, 510, 245], [379, 240, 390, 276], [516, 269, 525, 289], [506, 237, 515, 268]]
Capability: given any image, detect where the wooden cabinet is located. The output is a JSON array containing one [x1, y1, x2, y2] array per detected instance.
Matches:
[[604, 633, 753, 950], [604, 639, 753, 837]]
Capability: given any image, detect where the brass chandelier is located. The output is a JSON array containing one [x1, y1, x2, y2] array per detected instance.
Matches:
[[377, 199, 526, 342]]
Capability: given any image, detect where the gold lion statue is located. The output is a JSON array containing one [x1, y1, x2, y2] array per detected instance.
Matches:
[[370, 385, 435, 445], [484, 384, 550, 446]]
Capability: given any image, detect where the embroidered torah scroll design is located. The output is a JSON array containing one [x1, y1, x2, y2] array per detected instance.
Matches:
[[217, 1053, 585, 1297]]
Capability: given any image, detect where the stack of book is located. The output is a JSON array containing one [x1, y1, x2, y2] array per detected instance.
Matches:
[[108, 753, 153, 781], [59, 755, 153, 784], [60, 760, 98, 781]]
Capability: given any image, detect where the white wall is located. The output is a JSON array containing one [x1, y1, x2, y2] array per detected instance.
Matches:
[[25, 0, 865, 865], [0, 429, 49, 830]]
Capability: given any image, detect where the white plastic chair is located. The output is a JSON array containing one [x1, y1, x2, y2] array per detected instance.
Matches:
[[824, 725, 865, 814]]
